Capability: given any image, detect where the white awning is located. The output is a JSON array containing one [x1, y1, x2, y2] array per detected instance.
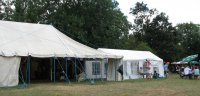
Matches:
[[98, 48, 162, 61]]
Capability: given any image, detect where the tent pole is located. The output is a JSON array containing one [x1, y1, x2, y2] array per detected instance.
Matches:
[[96, 59, 98, 80], [26, 57, 27, 83], [92, 61, 95, 81], [100, 59, 103, 81], [114, 59, 116, 81], [53, 57, 56, 82], [84, 59, 87, 80], [27, 55, 31, 84], [74, 58, 77, 82], [19, 64, 26, 85], [95, 59, 97, 80], [50, 58, 52, 81], [65, 57, 68, 82], [106, 58, 108, 81]]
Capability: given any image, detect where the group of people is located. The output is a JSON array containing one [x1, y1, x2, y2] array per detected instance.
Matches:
[[179, 65, 200, 79], [146, 61, 200, 80], [163, 61, 200, 80]]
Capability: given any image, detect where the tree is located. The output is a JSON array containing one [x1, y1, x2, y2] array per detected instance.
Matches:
[[130, 2, 181, 61], [130, 2, 157, 40], [52, 0, 131, 48], [176, 23, 200, 56], [0, 0, 15, 20], [145, 13, 182, 61], [124, 34, 154, 52], [12, 0, 61, 22], [10, 0, 131, 49]]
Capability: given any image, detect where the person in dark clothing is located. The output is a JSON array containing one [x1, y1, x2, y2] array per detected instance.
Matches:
[[188, 67, 193, 79], [180, 66, 185, 79], [153, 71, 159, 79]]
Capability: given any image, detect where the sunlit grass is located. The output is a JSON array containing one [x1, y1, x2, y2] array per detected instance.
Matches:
[[0, 74, 199, 96]]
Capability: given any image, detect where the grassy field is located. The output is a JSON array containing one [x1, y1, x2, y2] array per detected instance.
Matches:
[[0, 74, 200, 96]]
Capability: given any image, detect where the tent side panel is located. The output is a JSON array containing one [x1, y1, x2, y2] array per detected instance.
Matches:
[[107, 59, 115, 81], [0, 56, 21, 87], [123, 60, 142, 80], [117, 59, 123, 81], [150, 60, 164, 77], [107, 58, 122, 81], [158, 61, 164, 77]]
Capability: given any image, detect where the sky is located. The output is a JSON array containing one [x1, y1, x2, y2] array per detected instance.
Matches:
[[116, 0, 200, 25]]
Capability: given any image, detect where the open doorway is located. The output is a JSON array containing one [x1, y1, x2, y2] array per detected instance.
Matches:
[[19, 57, 85, 83], [19, 57, 51, 83]]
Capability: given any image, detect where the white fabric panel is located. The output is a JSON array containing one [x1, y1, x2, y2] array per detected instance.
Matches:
[[158, 61, 164, 77], [0, 20, 122, 58], [0, 56, 21, 87], [150, 60, 164, 77], [123, 61, 141, 80], [107, 59, 116, 81]]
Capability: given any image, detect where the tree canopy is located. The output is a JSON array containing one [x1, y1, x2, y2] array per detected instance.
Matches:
[[1, 1, 200, 62], [129, 2, 200, 61], [1, 0, 131, 49], [176, 23, 200, 56]]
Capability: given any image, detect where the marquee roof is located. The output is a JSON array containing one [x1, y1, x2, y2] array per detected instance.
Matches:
[[0, 20, 121, 58]]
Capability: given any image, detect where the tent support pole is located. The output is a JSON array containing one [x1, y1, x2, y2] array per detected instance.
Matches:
[[50, 58, 52, 81], [106, 58, 108, 81], [27, 55, 31, 84], [74, 58, 77, 82], [100, 59, 103, 81], [53, 57, 56, 82], [96, 59, 98, 80], [84, 59, 87, 80], [19, 64, 26, 85], [114, 59, 116, 81], [96, 61, 98, 79], [65, 57, 68, 82]]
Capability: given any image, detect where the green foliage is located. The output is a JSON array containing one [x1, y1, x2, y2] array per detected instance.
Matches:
[[176, 23, 200, 56], [129, 2, 200, 62], [7, 0, 131, 49], [134, 42, 154, 52], [2, 0, 200, 62], [145, 12, 180, 61], [130, 2, 182, 61], [130, 2, 157, 40], [0, 0, 15, 20], [124, 34, 154, 52]]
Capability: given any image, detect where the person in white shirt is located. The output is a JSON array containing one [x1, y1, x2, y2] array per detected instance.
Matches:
[[184, 66, 190, 79]]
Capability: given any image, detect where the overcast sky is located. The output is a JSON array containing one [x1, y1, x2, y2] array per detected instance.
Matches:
[[117, 0, 200, 25]]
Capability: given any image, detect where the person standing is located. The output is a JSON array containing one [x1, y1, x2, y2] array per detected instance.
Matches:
[[145, 59, 152, 80], [180, 66, 185, 78], [164, 62, 169, 78], [194, 66, 200, 80], [184, 66, 190, 79], [188, 67, 193, 79]]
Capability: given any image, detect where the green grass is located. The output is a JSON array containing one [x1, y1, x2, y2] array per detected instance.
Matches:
[[0, 74, 200, 96]]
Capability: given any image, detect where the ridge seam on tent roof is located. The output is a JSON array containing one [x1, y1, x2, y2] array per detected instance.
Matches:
[[52, 26, 75, 57], [54, 26, 98, 49]]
